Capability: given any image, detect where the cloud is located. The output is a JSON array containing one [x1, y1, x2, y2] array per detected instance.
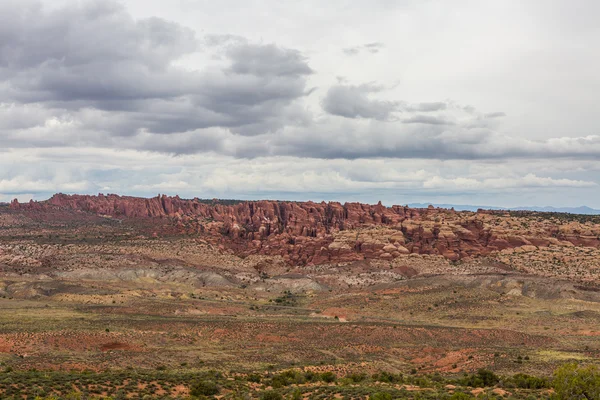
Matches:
[[2, 0, 599, 163], [343, 42, 385, 56], [0, 0, 313, 138], [2, 148, 597, 208], [403, 102, 448, 112], [0, 177, 92, 195], [322, 84, 399, 120], [226, 43, 313, 77], [402, 115, 454, 125], [0, 1, 197, 101], [422, 174, 597, 191]]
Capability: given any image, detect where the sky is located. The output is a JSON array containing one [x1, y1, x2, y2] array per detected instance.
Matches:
[[1, 0, 599, 208]]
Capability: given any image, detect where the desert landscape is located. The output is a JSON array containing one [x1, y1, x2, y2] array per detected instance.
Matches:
[[0, 194, 598, 399]]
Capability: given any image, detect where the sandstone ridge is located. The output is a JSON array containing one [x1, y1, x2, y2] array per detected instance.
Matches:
[[10, 193, 600, 265]]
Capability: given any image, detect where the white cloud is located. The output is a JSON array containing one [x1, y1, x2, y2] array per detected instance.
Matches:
[[0, 177, 92, 195], [423, 174, 596, 190], [1, 148, 598, 208]]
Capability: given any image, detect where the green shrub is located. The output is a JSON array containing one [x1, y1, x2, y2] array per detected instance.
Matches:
[[291, 388, 302, 400], [303, 371, 317, 382], [260, 390, 283, 400], [372, 371, 402, 384], [449, 392, 472, 399], [553, 362, 600, 400], [347, 373, 367, 383], [510, 373, 549, 389], [247, 373, 262, 383], [190, 379, 219, 397], [459, 369, 499, 387], [371, 392, 393, 400], [269, 370, 305, 388], [320, 371, 336, 383]]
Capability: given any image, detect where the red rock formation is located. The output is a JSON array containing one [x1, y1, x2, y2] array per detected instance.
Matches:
[[10, 194, 600, 265]]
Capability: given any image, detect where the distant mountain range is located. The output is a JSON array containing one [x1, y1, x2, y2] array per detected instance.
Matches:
[[408, 203, 600, 215]]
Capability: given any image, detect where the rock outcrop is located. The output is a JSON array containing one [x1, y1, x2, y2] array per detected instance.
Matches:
[[10, 193, 600, 265]]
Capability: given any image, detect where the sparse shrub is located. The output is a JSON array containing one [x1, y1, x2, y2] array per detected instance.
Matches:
[[449, 392, 473, 399], [320, 371, 336, 383], [347, 372, 367, 383], [247, 373, 261, 383], [64, 391, 83, 400], [510, 373, 549, 389], [371, 392, 393, 400], [459, 369, 499, 388], [260, 390, 282, 400], [372, 371, 402, 384], [190, 379, 219, 397], [290, 388, 302, 400], [270, 370, 305, 388], [430, 372, 443, 382], [553, 362, 600, 400], [303, 371, 317, 382]]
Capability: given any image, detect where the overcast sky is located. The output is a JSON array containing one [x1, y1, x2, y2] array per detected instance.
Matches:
[[1, 0, 599, 207]]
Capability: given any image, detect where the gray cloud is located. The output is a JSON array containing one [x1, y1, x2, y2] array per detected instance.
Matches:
[[403, 102, 448, 112], [2, 149, 597, 211], [1, 1, 599, 171], [0, 0, 313, 137], [322, 84, 398, 120], [0, 2, 197, 104], [402, 115, 454, 125], [227, 43, 313, 77], [343, 42, 385, 56], [342, 47, 360, 56]]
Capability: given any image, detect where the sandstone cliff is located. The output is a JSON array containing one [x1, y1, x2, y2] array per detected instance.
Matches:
[[11, 194, 600, 265]]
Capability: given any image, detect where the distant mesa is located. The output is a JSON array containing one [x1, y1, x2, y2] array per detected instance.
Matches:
[[408, 203, 600, 215]]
